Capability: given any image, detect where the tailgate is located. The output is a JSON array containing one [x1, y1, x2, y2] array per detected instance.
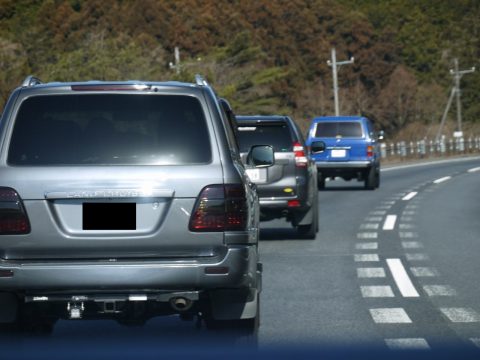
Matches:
[[0, 166, 225, 260]]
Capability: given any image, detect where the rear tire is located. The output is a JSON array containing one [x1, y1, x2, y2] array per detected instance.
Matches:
[[364, 167, 377, 190], [317, 175, 325, 190]]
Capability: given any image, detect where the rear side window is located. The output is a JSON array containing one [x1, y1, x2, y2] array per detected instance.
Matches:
[[8, 94, 211, 165], [236, 124, 293, 152], [314, 121, 363, 138]]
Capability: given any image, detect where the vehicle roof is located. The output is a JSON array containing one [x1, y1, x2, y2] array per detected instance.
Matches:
[[19, 80, 202, 91], [311, 116, 368, 122], [236, 115, 290, 123]]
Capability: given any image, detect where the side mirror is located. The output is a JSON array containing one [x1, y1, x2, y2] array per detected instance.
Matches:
[[246, 145, 274, 168], [310, 141, 326, 154]]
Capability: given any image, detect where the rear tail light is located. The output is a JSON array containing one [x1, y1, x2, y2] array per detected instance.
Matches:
[[293, 142, 308, 168], [0, 187, 30, 235], [367, 145, 374, 157], [189, 184, 248, 232], [287, 200, 301, 208]]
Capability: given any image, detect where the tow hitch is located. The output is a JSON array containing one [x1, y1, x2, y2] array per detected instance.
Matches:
[[67, 302, 84, 319]]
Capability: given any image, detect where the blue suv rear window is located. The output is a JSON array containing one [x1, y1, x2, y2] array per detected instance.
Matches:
[[8, 94, 211, 165], [315, 122, 363, 138]]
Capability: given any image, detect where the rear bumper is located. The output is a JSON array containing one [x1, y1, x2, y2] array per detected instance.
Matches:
[[315, 160, 372, 169], [0, 246, 259, 292]]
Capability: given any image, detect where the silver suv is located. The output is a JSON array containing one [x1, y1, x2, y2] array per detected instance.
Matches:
[[0, 75, 273, 333]]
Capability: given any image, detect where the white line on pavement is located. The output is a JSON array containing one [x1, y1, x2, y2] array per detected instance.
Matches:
[[370, 308, 412, 324], [402, 192, 418, 201], [361, 286, 394, 298], [385, 338, 430, 350], [357, 232, 378, 239], [354, 254, 380, 262], [357, 267, 386, 278], [468, 167, 480, 173], [387, 259, 419, 297], [423, 285, 457, 297], [410, 267, 438, 277], [440, 308, 480, 323], [433, 176, 451, 184], [401, 241, 423, 249], [355, 242, 378, 250], [383, 215, 397, 230]]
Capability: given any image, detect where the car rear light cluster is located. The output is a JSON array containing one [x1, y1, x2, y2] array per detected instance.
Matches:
[[367, 145, 374, 157], [0, 187, 30, 235], [293, 142, 308, 168], [189, 184, 248, 232]]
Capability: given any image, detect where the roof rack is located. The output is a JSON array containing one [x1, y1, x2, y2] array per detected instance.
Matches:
[[22, 75, 43, 87], [195, 74, 209, 87]]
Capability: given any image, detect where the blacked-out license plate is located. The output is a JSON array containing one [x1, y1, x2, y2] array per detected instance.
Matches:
[[83, 203, 136, 230]]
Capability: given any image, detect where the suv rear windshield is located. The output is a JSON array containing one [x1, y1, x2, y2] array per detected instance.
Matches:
[[236, 123, 293, 152], [8, 94, 211, 165], [314, 121, 363, 138]]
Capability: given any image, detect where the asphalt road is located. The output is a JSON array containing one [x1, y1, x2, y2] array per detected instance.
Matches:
[[3, 156, 480, 359]]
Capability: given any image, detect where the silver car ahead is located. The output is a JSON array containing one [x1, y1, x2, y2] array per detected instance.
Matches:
[[0, 75, 273, 334]]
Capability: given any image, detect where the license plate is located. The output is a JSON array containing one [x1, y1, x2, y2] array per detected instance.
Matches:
[[83, 203, 136, 230], [331, 149, 346, 158], [246, 168, 267, 183]]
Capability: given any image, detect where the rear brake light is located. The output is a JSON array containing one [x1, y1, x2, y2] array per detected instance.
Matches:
[[367, 145, 374, 157], [0, 187, 30, 235], [287, 200, 301, 207], [293, 142, 308, 168], [189, 184, 248, 232]]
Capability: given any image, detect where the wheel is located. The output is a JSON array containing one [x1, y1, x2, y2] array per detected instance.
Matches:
[[375, 170, 380, 188], [364, 167, 376, 190]]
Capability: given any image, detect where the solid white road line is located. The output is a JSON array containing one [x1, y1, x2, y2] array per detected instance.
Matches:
[[369, 308, 412, 324], [468, 167, 480, 173], [433, 176, 451, 184], [386, 259, 419, 298], [385, 338, 430, 350], [383, 215, 397, 230], [440, 308, 480, 323], [402, 192, 418, 201]]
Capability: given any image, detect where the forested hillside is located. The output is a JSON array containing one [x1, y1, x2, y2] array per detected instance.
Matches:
[[1, 0, 479, 138]]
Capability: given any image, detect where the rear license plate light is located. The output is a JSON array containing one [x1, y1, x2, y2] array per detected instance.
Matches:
[[83, 203, 136, 230]]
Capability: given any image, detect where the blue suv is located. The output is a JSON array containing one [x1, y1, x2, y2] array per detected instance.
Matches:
[[306, 116, 380, 190]]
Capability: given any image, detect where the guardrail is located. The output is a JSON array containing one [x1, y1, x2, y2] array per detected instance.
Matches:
[[380, 137, 480, 161]]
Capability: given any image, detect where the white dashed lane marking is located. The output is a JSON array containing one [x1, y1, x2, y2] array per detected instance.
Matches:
[[399, 232, 418, 238], [471, 338, 480, 348], [371, 210, 387, 215], [357, 232, 378, 239], [354, 254, 379, 262], [357, 267, 386, 278], [355, 242, 378, 250], [423, 285, 457, 297], [360, 223, 380, 230], [402, 241, 423, 249], [405, 253, 430, 261], [382, 215, 397, 230], [410, 267, 438, 277], [440, 308, 480, 323], [402, 192, 418, 201], [399, 223, 416, 230], [386, 259, 419, 298], [370, 308, 412, 324], [385, 338, 430, 350], [467, 167, 480, 173], [365, 216, 383, 222], [433, 176, 451, 184], [361, 286, 395, 298]]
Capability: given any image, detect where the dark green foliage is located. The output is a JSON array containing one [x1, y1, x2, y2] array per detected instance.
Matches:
[[0, 0, 479, 135]]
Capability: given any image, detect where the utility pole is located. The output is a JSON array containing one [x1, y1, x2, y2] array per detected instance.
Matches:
[[327, 48, 354, 116], [451, 58, 475, 134], [169, 46, 181, 75], [435, 58, 475, 141]]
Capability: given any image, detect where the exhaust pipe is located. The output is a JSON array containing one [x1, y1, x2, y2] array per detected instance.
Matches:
[[170, 297, 193, 312]]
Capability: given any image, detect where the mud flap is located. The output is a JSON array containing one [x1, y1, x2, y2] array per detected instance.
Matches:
[[0, 292, 18, 323], [293, 205, 314, 226], [209, 288, 258, 320]]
